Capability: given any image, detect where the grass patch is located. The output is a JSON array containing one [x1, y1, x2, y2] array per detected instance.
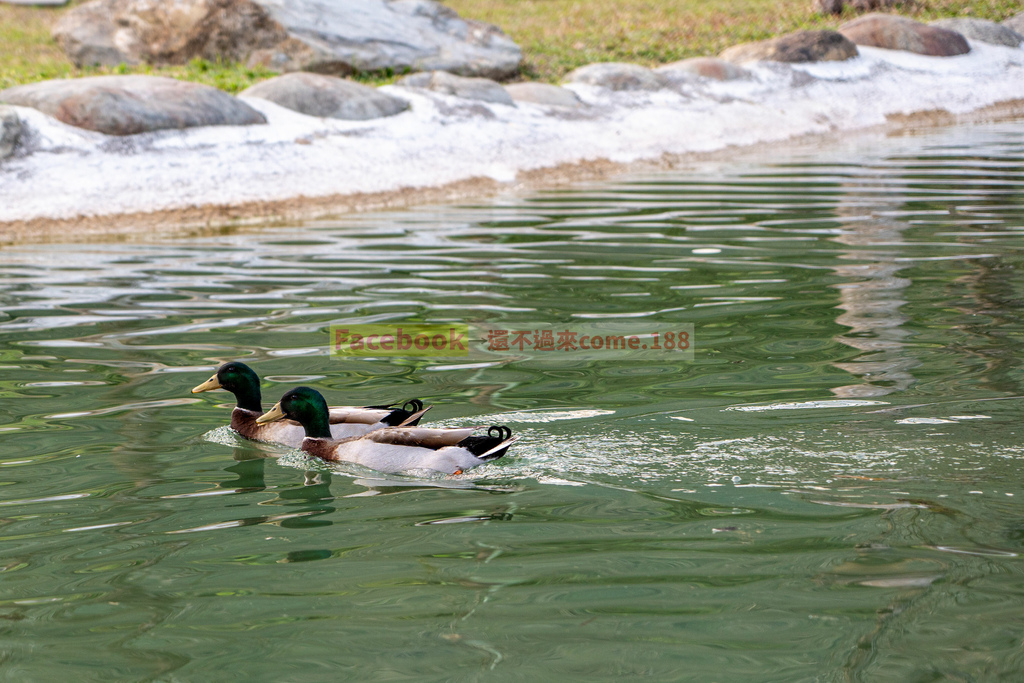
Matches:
[[0, 4, 75, 90], [1, 0, 1022, 90]]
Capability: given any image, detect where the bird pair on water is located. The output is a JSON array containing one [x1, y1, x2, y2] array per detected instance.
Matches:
[[191, 362, 517, 475]]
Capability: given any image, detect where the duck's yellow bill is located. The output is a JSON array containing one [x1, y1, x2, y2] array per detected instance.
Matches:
[[256, 402, 286, 424], [191, 374, 221, 393]]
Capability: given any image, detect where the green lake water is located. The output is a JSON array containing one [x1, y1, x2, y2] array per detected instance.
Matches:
[[2, 121, 1024, 681]]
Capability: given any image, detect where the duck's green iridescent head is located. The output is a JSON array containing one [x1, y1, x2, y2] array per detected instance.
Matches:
[[257, 386, 332, 439], [191, 362, 262, 413]]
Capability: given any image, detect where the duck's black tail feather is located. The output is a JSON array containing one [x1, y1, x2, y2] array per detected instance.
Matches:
[[458, 425, 516, 462], [381, 399, 426, 426]]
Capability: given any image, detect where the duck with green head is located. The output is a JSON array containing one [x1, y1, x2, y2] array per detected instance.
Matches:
[[192, 362, 428, 448], [257, 386, 517, 474]]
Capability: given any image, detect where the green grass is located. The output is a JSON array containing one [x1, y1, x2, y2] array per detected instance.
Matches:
[[1, 0, 1022, 91], [0, 4, 74, 90]]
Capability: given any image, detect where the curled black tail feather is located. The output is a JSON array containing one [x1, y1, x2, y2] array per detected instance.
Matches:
[[381, 398, 426, 426], [487, 425, 511, 441], [458, 425, 515, 461]]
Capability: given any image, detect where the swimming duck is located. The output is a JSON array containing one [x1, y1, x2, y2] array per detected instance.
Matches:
[[256, 386, 517, 475], [191, 362, 428, 448]]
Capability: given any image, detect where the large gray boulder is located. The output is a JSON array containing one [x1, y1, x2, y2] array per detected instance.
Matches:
[[720, 30, 858, 64], [0, 75, 266, 136], [563, 63, 665, 92], [504, 82, 584, 108], [241, 73, 409, 119], [931, 18, 1023, 47], [52, 0, 522, 80], [1005, 11, 1024, 35], [839, 13, 971, 56], [396, 71, 513, 105], [0, 107, 21, 160], [253, 0, 522, 78]]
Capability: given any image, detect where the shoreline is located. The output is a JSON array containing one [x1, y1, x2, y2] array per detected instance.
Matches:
[[3, 43, 1024, 245], [3, 99, 1024, 246]]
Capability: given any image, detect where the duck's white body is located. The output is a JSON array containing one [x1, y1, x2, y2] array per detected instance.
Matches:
[[301, 427, 514, 475]]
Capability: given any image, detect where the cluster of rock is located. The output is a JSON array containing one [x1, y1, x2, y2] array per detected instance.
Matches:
[[51, 0, 521, 80], [724, 12, 1022, 62], [1, 10, 1023, 158]]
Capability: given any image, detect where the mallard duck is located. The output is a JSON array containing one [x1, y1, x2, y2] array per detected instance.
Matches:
[[256, 386, 517, 474], [191, 362, 428, 448]]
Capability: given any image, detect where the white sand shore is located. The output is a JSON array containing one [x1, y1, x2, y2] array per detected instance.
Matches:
[[1, 42, 1023, 239]]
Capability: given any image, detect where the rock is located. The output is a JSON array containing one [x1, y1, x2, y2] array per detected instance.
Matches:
[[52, 0, 522, 80], [849, 0, 903, 8], [396, 70, 513, 105], [259, 0, 522, 79], [0, 75, 266, 136], [815, 0, 844, 15], [1, 0, 68, 5], [656, 57, 750, 81], [839, 13, 971, 56], [562, 62, 665, 91], [720, 30, 858, 64], [241, 73, 409, 120], [817, 0, 903, 13], [931, 18, 1023, 47], [504, 82, 584, 108], [53, 0, 287, 68], [1005, 11, 1024, 35], [0, 107, 21, 160], [52, 0, 135, 68]]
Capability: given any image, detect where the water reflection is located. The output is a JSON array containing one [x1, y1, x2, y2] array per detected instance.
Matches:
[[831, 170, 917, 399], [221, 450, 267, 492]]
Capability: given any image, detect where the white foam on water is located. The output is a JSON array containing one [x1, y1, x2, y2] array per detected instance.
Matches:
[[896, 414, 994, 424], [480, 408, 616, 423], [730, 399, 889, 412], [2, 41, 1023, 223]]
